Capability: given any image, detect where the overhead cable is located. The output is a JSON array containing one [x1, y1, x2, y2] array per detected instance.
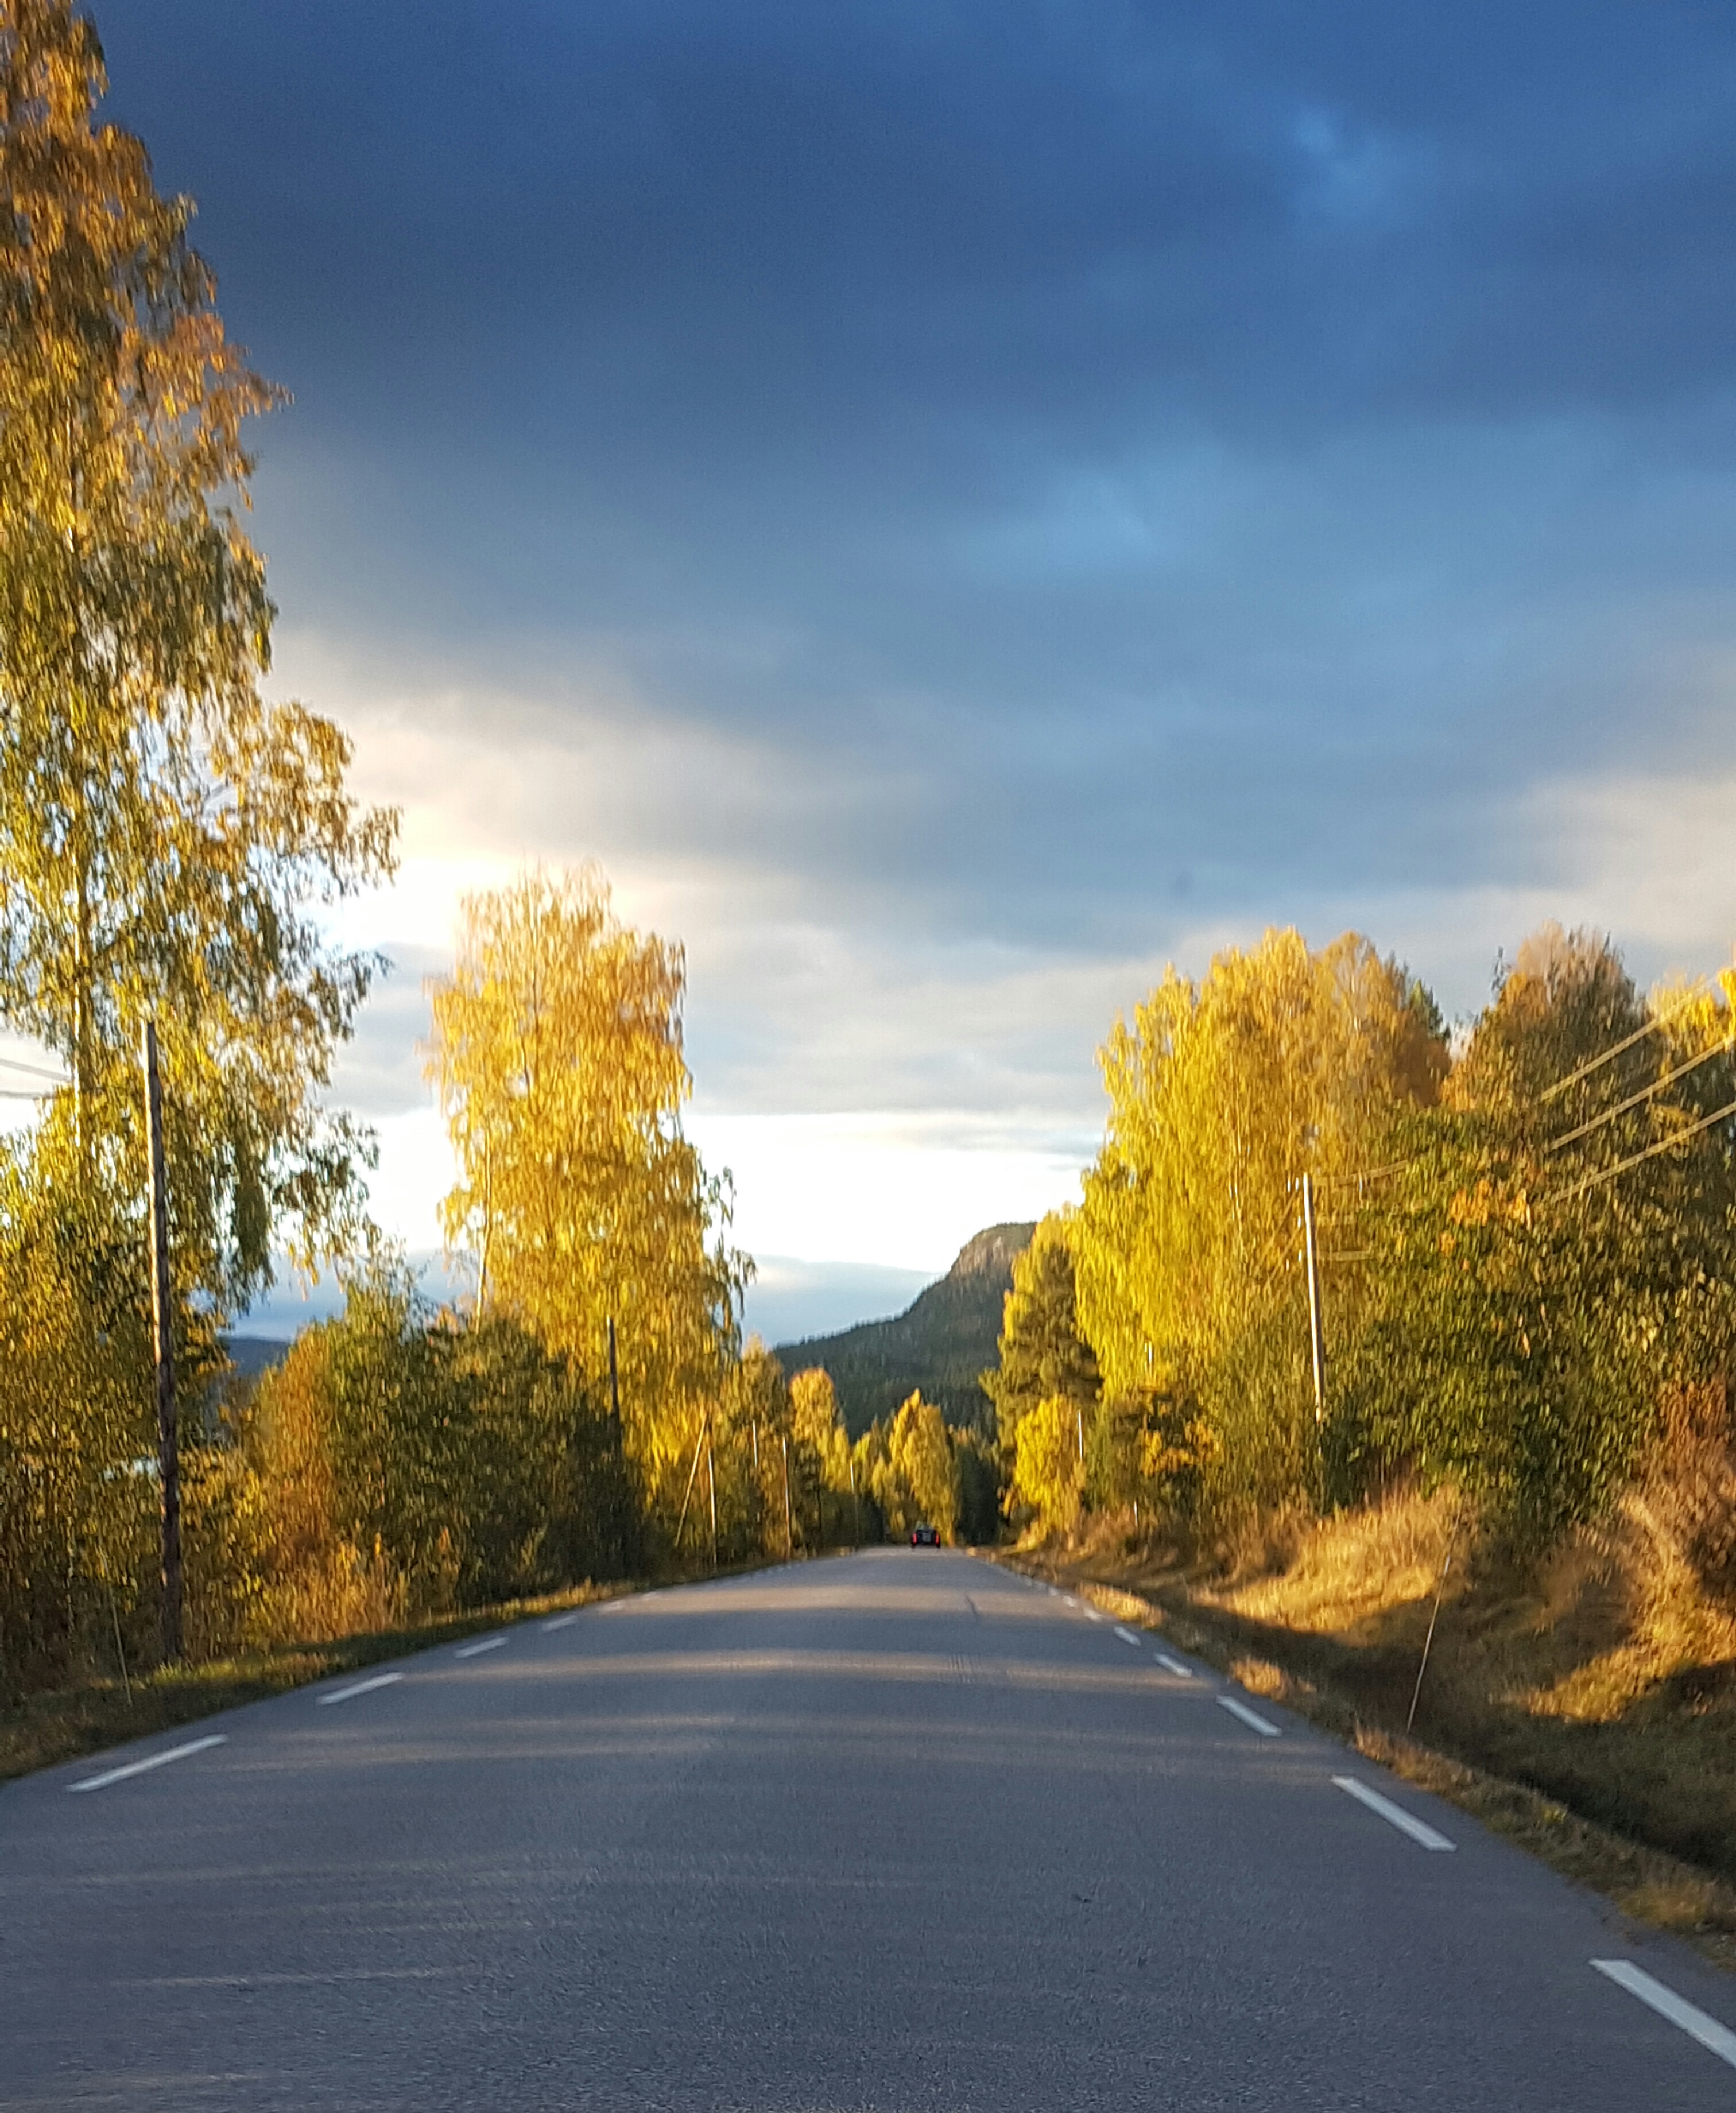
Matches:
[[1546, 1037, 1733, 1155], [1537, 988, 1706, 1104], [0, 1054, 69, 1083], [1546, 1091, 1736, 1207]]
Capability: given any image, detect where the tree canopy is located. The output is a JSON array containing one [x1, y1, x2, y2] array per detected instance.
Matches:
[[428, 867, 746, 1491], [0, 0, 398, 1306]]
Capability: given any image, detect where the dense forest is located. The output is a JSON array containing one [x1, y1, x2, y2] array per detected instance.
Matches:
[[989, 925, 1736, 1580]]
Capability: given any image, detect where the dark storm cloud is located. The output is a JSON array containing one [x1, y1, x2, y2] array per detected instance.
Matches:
[[98, 0, 1736, 987]]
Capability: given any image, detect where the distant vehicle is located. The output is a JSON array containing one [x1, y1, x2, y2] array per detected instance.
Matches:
[[910, 1523, 940, 1547]]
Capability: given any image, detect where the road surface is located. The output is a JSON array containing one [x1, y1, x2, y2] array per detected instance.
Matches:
[[3, 1547, 1734, 2108]]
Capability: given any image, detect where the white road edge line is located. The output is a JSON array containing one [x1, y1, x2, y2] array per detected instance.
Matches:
[[1592, 1959, 1736, 2071], [317, 1672, 403, 1707], [1332, 1774, 1455, 1851], [1114, 1625, 1142, 1646], [68, 1734, 227, 1792], [455, 1635, 509, 1658], [540, 1612, 580, 1632], [1155, 1653, 1194, 1678], [1217, 1695, 1281, 1738]]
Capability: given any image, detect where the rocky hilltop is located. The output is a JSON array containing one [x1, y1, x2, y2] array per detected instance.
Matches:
[[774, 1221, 1035, 1437]]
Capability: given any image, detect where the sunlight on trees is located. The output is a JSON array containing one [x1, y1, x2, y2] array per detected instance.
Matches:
[[428, 867, 747, 1503], [985, 1211, 1099, 1479], [0, 2, 396, 1689], [998, 922, 1736, 1555], [0, 0, 397, 1302]]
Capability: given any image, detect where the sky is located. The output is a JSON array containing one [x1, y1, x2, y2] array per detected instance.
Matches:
[[94, 1, 1736, 1335]]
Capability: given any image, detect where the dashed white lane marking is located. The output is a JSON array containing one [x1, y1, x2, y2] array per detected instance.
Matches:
[[540, 1612, 580, 1632], [1155, 1653, 1195, 1678], [1114, 1626, 1142, 1646], [1332, 1774, 1455, 1851], [68, 1734, 226, 1792], [1592, 1959, 1736, 2072], [455, 1635, 509, 1659], [1217, 1695, 1281, 1738], [317, 1672, 403, 1707], [1061, 1595, 1079, 1608], [1084, 1608, 1104, 1623]]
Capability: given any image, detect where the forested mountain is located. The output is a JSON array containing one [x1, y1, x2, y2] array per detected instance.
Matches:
[[776, 1223, 1034, 1437]]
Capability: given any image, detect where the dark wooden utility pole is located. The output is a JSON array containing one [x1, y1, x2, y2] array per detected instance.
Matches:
[[781, 1432, 793, 1558], [607, 1316, 621, 1441], [142, 1022, 181, 1663]]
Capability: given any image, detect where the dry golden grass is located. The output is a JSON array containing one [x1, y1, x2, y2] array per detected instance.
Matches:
[[998, 1476, 1736, 1972], [1222, 1487, 1458, 1637]]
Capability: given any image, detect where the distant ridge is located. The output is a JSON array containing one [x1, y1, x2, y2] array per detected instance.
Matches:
[[774, 1222, 1035, 1437]]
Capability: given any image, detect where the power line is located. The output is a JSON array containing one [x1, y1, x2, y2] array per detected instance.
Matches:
[[1537, 987, 1705, 1104], [1318, 995, 1726, 1190], [1545, 1091, 1736, 1207], [1545, 1036, 1733, 1155], [1315, 1154, 1420, 1188], [0, 1055, 69, 1084]]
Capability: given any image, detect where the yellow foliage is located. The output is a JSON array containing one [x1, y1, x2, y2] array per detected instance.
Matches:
[[866, 1393, 959, 1541], [1077, 929, 1443, 1405], [790, 1367, 851, 1490], [0, 0, 397, 1306], [428, 867, 746, 1496], [1012, 1393, 1083, 1532]]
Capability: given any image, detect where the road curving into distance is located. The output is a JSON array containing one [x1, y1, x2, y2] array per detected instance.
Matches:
[[3, 1546, 1733, 2108]]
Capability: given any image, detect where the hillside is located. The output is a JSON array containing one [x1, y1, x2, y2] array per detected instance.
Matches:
[[775, 1222, 1034, 1437]]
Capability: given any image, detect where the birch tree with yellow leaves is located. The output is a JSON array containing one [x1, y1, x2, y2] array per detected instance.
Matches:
[[0, 0, 397, 1296], [1074, 929, 1446, 1521], [428, 867, 746, 1496], [0, 1, 396, 1683]]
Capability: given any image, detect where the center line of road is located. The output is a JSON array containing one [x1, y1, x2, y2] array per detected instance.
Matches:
[[317, 1672, 403, 1707], [1154, 1652, 1194, 1678], [1217, 1695, 1281, 1738], [1592, 1959, 1736, 2071], [1113, 1625, 1142, 1646], [1332, 1774, 1455, 1851], [68, 1734, 226, 1793], [1083, 1607, 1104, 1623], [455, 1635, 508, 1658], [540, 1611, 580, 1631]]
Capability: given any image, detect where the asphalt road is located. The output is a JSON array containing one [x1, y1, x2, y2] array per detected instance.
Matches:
[[4, 1547, 1736, 2110]]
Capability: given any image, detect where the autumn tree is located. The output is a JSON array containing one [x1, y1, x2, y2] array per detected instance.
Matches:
[[984, 1212, 1099, 1474], [700, 1337, 792, 1559], [1011, 1394, 1083, 1533], [867, 1392, 959, 1541], [0, 2, 395, 1680], [1335, 927, 1736, 1538], [0, 0, 397, 1306], [791, 1366, 850, 1490], [1075, 930, 1446, 1522], [428, 867, 746, 1496]]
